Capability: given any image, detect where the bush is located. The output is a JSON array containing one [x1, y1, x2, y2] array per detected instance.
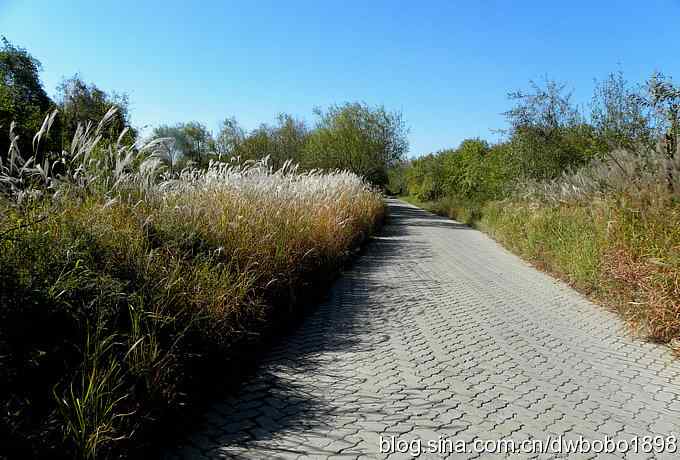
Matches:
[[405, 153, 444, 200]]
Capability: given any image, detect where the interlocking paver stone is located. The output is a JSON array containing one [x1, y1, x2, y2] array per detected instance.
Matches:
[[169, 200, 680, 459]]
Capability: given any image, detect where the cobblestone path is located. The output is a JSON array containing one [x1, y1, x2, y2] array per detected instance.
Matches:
[[170, 199, 680, 459]]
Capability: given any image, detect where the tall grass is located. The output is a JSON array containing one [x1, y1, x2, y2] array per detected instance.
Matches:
[[0, 111, 384, 458], [414, 147, 680, 348], [519, 148, 680, 202], [499, 148, 680, 343]]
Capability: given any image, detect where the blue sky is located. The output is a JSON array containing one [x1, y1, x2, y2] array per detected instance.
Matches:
[[1, 0, 680, 157]]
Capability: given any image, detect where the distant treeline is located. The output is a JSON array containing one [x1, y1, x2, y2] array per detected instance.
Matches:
[[391, 72, 679, 203], [151, 103, 408, 187], [1, 37, 408, 188]]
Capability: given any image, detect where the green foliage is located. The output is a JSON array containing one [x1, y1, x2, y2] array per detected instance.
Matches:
[[405, 153, 445, 200], [228, 114, 308, 170], [400, 74, 663, 209], [1, 38, 138, 169], [591, 71, 654, 150], [54, 322, 130, 460], [302, 102, 408, 187], [57, 75, 136, 150], [152, 121, 212, 168], [214, 116, 244, 158], [211, 104, 408, 187], [441, 139, 490, 198], [0, 36, 56, 157], [404, 139, 515, 203], [645, 72, 680, 166], [386, 161, 408, 195], [4, 40, 407, 189], [401, 78, 611, 206], [503, 79, 600, 180]]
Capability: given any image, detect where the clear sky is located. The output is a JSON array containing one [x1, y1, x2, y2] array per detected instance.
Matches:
[[2, 0, 680, 157]]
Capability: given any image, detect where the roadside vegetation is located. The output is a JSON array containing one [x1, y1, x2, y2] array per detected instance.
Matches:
[[0, 38, 392, 459], [151, 103, 407, 187], [394, 72, 680, 349]]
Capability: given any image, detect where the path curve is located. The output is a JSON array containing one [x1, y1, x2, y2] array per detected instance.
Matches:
[[170, 199, 680, 459]]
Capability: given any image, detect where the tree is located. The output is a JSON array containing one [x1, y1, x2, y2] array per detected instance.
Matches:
[[387, 160, 409, 195], [152, 122, 213, 167], [0, 37, 56, 157], [442, 139, 490, 199], [645, 72, 680, 159], [182, 121, 213, 166], [504, 78, 595, 180], [505, 79, 580, 137], [57, 75, 135, 149], [270, 113, 307, 169], [234, 124, 275, 165], [215, 117, 244, 158], [406, 153, 445, 200], [642, 72, 680, 189], [220, 114, 308, 170], [302, 102, 408, 186], [591, 71, 653, 150]]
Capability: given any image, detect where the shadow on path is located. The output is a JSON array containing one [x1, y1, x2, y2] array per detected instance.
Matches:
[[168, 199, 469, 458], [167, 199, 680, 460]]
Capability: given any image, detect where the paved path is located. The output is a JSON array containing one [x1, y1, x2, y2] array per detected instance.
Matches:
[[171, 199, 680, 459]]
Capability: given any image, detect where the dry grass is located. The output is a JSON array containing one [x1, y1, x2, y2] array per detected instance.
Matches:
[[513, 148, 680, 343], [0, 111, 384, 459], [519, 147, 680, 203], [409, 147, 680, 349]]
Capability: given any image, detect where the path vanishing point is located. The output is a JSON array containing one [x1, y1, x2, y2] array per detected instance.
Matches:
[[169, 199, 680, 459]]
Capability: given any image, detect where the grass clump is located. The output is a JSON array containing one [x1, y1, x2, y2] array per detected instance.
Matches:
[[0, 111, 384, 459]]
